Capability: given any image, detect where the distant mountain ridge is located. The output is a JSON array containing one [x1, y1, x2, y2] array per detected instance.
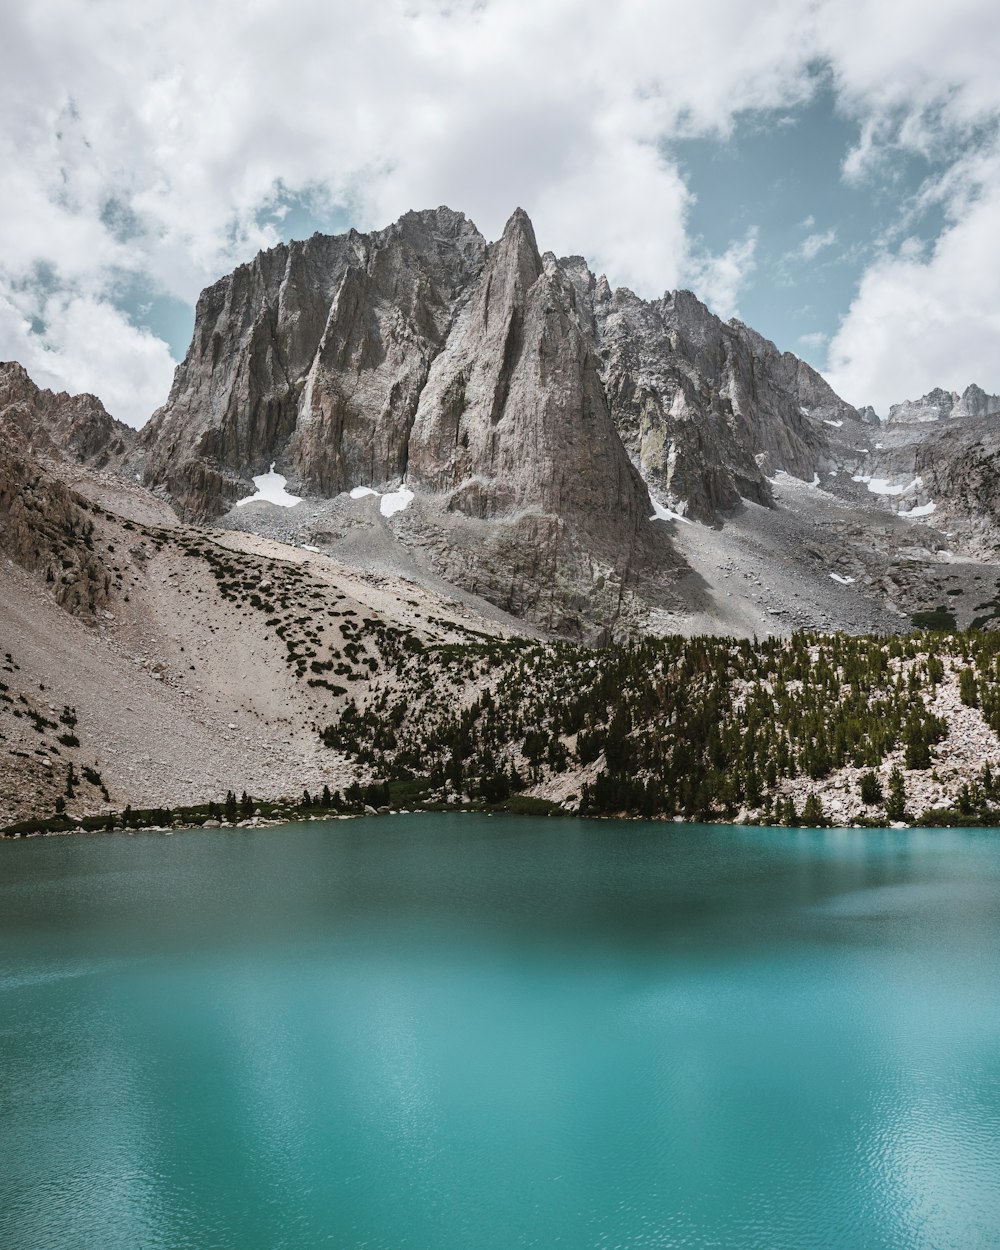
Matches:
[[887, 384, 1000, 426]]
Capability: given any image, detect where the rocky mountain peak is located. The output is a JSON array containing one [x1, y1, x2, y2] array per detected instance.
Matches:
[[133, 203, 944, 636], [953, 383, 1000, 421], [491, 207, 543, 294], [886, 383, 1000, 426], [0, 361, 134, 468], [887, 387, 959, 424]]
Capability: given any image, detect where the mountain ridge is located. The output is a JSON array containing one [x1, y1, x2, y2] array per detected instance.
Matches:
[[129, 205, 894, 638]]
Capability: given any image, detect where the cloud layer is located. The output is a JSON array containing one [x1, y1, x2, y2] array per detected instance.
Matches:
[[1, 0, 999, 423]]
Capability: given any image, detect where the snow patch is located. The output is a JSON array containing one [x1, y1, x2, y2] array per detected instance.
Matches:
[[899, 500, 937, 518], [348, 484, 414, 517], [236, 463, 301, 508], [773, 469, 823, 491], [649, 495, 691, 524], [379, 487, 414, 518], [852, 474, 922, 497], [823, 419, 843, 428], [829, 572, 855, 585], [301, 544, 321, 553]]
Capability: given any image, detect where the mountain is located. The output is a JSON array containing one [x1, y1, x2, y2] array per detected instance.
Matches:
[[132, 206, 895, 637], [6, 201, 1000, 828], [0, 361, 134, 469], [887, 384, 1000, 425]]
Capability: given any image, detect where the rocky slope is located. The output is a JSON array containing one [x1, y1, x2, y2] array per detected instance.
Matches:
[[0, 367, 126, 617]]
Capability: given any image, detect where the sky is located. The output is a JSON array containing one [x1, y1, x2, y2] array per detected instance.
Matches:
[[2, 0, 999, 426]]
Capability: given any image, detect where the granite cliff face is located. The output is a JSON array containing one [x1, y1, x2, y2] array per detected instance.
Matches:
[[139, 208, 487, 517], [401, 211, 684, 633], [139, 208, 861, 529], [593, 288, 865, 522], [139, 206, 888, 634]]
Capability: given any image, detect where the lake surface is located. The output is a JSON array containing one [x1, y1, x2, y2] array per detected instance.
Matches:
[[2, 816, 999, 1250]]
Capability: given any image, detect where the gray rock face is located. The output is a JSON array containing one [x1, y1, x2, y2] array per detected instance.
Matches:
[[0, 366, 120, 615], [887, 387, 959, 425], [886, 383, 1000, 426], [0, 361, 134, 468], [911, 405, 1000, 545], [138, 208, 486, 517], [403, 210, 683, 635], [138, 207, 696, 636], [591, 286, 864, 521], [142, 204, 998, 633], [952, 384, 1000, 422]]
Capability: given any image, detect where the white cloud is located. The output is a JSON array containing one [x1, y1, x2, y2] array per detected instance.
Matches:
[[0, 292, 176, 427], [798, 331, 829, 349], [1, 0, 1000, 421], [686, 229, 759, 319], [791, 228, 838, 262], [826, 163, 1000, 413]]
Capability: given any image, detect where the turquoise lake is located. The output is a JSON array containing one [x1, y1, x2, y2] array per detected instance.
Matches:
[[2, 815, 999, 1249]]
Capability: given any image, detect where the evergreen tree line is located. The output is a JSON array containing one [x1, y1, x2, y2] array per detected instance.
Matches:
[[319, 628, 1000, 823]]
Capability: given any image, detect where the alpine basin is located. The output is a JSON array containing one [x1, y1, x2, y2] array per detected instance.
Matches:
[[2, 816, 999, 1250]]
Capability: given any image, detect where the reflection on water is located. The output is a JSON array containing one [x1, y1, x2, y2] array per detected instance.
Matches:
[[2, 817, 999, 1250]]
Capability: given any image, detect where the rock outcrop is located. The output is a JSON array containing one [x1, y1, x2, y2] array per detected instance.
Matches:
[[0, 418, 115, 618], [0, 363, 132, 616], [137, 208, 487, 517], [887, 384, 1000, 426], [403, 211, 682, 634], [592, 288, 863, 522], [0, 361, 134, 468]]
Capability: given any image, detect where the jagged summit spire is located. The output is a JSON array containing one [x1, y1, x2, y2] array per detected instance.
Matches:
[[493, 207, 542, 289]]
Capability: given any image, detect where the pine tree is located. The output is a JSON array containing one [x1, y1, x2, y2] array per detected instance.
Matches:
[[802, 793, 827, 827], [886, 767, 907, 822], [224, 791, 238, 822], [957, 783, 974, 816], [859, 771, 882, 805]]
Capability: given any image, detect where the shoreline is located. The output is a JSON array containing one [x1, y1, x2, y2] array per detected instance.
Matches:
[[4, 797, 997, 840]]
